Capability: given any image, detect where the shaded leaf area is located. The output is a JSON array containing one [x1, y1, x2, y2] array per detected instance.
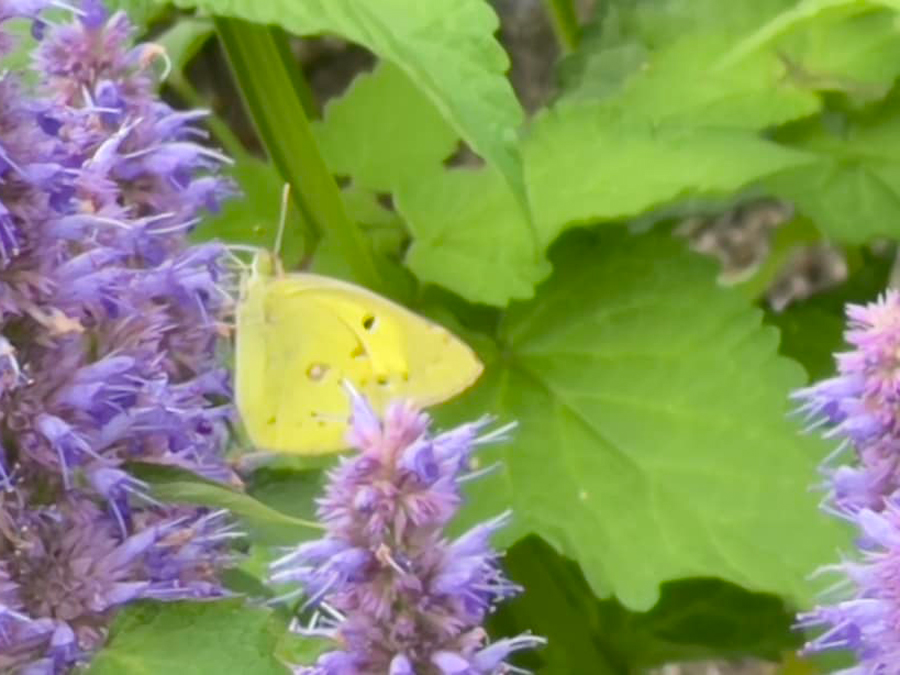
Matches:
[[438, 227, 845, 609], [168, 0, 525, 202], [130, 463, 321, 546], [87, 600, 291, 674], [765, 245, 894, 381], [489, 537, 801, 674]]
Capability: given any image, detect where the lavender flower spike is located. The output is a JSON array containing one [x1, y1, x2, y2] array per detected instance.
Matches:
[[793, 291, 900, 512], [270, 387, 544, 674], [0, 1, 238, 671], [792, 292, 900, 669], [797, 503, 900, 671]]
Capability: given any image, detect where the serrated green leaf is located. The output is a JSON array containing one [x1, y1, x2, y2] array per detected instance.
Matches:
[[169, 0, 526, 202], [524, 105, 814, 245], [313, 62, 458, 193], [87, 600, 290, 674], [439, 228, 845, 610], [397, 166, 550, 306]]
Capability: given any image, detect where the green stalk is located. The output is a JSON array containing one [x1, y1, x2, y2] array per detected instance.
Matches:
[[543, 0, 581, 53], [215, 17, 382, 289]]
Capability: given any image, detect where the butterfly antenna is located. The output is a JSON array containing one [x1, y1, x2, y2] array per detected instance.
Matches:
[[274, 183, 290, 260]]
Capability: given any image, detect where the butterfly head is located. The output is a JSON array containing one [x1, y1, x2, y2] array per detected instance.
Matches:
[[251, 249, 281, 278]]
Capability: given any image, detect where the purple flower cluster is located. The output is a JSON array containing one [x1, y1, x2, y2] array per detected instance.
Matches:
[[0, 1, 238, 671], [270, 389, 543, 674], [794, 291, 900, 670]]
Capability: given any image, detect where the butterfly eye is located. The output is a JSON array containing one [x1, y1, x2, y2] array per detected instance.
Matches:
[[362, 315, 377, 331], [306, 363, 330, 382]]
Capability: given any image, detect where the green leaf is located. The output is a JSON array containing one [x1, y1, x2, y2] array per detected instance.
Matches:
[[104, 0, 169, 28], [133, 463, 321, 545], [246, 467, 323, 523], [397, 166, 551, 306], [525, 105, 814, 245], [766, 106, 900, 242], [562, 0, 820, 119], [313, 62, 458, 193], [170, 0, 526, 201], [491, 537, 802, 672], [87, 600, 290, 674], [775, 9, 900, 103], [440, 228, 845, 609], [720, 0, 900, 68]]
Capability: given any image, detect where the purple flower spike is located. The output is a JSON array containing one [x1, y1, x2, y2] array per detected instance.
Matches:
[[0, 1, 238, 671], [270, 389, 543, 674], [793, 292, 900, 669]]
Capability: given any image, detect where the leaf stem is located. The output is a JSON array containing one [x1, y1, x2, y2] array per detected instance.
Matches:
[[542, 0, 581, 53], [215, 17, 382, 289]]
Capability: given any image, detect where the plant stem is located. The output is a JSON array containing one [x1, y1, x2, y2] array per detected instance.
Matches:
[[215, 17, 382, 290], [543, 0, 581, 53]]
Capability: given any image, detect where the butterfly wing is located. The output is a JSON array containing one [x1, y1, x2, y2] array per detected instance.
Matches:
[[235, 271, 483, 455]]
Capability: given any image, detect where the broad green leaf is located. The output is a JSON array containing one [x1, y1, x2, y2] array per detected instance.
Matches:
[[169, 0, 526, 201], [440, 228, 845, 609], [133, 463, 321, 545], [765, 107, 900, 242], [524, 105, 814, 245], [397, 166, 551, 306], [313, 62, 458, 193], [194, 157, 306, 269], [87, 600, 290, 674], [492, 537, 801, 672]]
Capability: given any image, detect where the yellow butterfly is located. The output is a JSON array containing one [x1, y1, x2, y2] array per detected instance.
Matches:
[[234, 189, 484, 455]]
